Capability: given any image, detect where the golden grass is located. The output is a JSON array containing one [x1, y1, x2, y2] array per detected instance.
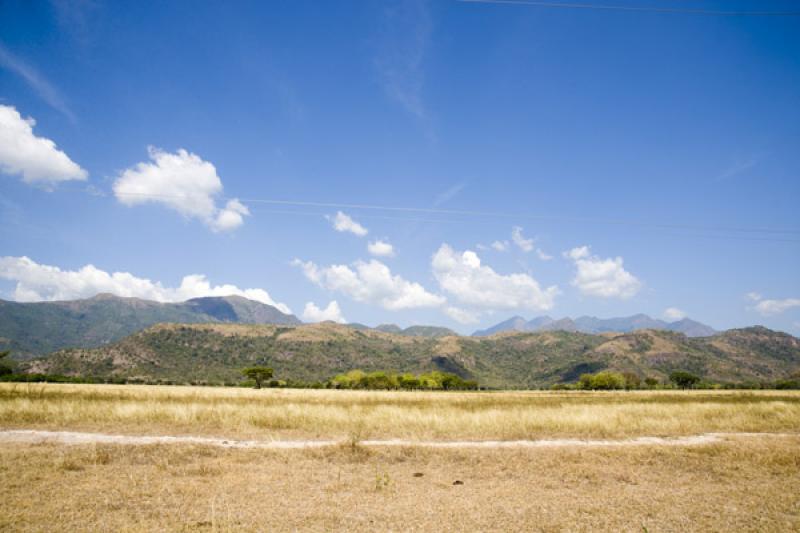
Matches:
[[1, 383, 798, 440], [1, 436, 798, 531]]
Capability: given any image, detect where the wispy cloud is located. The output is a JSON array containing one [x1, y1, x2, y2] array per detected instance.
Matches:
[[0, 43, 76, 123], [49, 0, 100, 47], [434, 182, 465, 207], [374, 0, 433, 127], [715, 155, 760, 182]]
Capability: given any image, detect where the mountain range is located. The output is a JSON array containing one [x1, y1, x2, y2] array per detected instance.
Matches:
[[2, 293, 797, 388], [23, 323, 800, 389], [0, 293, 300, 359], [472, 314, 716, 337]]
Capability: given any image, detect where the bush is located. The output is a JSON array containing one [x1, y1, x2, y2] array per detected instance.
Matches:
[[326, 369, 478, 391], [669, 371, 701, 389], [576, 371, 626, 390], [0, 351, 12, 376]]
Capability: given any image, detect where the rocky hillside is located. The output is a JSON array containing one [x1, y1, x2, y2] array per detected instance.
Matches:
[[24, 323, 800, 388]]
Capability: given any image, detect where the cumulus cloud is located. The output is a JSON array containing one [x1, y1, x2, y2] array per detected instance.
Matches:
[[113, 147, 248, 232], [0, 256, 291, 314], [491, 241, 509, 252], [293, 258, 444, 311], [663, 307, 687, 321], [302, 301, 347, 323], [750, 296, 800, 316], [211, 199, 250, 232], [536, 249, 553, 261], [368, 240, 395, 257], [431, 244, 559, 311], [511, 226, 534, 252], [565, 245, 641, 299], [443, 305, 480, 325], [327, 211, 368, 236], [0, 104, 87, 187]]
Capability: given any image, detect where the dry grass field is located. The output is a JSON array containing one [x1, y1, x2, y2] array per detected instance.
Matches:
[[1, 383, 799, 440], [1, 383, 799, 531]]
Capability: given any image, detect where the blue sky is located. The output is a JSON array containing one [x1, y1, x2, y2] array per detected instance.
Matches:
[[1, 0, 798, 334]]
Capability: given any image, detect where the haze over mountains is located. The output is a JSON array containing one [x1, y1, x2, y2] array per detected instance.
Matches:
[[0, 293, 299, 358], [473, 315, 716, 338]]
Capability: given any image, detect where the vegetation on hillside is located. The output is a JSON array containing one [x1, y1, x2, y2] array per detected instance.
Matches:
[[0, 294, 299, 359], [17, 322, 800, 389]]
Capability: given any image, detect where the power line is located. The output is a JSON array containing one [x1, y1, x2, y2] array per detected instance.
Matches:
[[244, 207, 800, 243], [112, 191, 800, 237], [457, 0, 800, 16]]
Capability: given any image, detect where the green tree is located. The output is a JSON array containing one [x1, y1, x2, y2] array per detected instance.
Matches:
[[669, 371, 700, 389], [643, 377, 659, 389], [578, 373, 594, 390], [590, 371, 626, 390], [0, 351, 12, 376], [241, 366, 274, 389], [622, 372, 641, 390]]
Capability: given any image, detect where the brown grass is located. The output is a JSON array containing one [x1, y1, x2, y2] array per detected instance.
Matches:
[[0, 436, 798, 531], [1, 383, 799, 441]]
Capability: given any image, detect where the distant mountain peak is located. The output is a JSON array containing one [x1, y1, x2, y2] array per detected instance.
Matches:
[[0, 293, 300, 358], [474, 314, 716, 337]]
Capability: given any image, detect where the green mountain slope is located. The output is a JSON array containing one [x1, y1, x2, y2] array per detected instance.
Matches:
[[0, 294, 300, 359], [24, 323, 800, 388]]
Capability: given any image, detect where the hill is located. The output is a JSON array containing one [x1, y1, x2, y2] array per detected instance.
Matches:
[[23, 323, 800, 388], [374, 324, 457, 337], [473, 314, 716, 337], [0, 294, 300, 359]]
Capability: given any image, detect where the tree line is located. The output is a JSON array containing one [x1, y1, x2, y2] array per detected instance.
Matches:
[[551, 369, 800, 390]]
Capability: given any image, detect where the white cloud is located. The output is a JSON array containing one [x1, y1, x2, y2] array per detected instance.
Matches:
[[536, 249, 553, 261], [0, 104, 87, 187], [327, 211, 368, 237], [368, 240, 395, 257], [511, 226, 534, 252], [491, 240, 509, 252], [753, 298, 800, 316], [431, 244, 559, 311], [663, 307, 687, 321], [113, 147, 247, 232], [443, 305, 480, 325], [565, 245, 641, 299], [0, 256, 291, 314], [746, 292, 762, 302], [302, 301, 347, 324], [293, 258, 444, 311], [211, 199, 250, 232]]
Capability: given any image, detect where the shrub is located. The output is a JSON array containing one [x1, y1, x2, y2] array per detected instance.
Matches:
[[622, 372, 641, 390], [576, 371, 626, 390], [669, 371, 701, 389], [590, 371, 626, 390], [0, 351, 12, 376]]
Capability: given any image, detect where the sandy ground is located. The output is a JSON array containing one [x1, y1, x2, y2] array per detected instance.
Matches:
[[1, 428, 794, 449], [2, 435, 799, 531]]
